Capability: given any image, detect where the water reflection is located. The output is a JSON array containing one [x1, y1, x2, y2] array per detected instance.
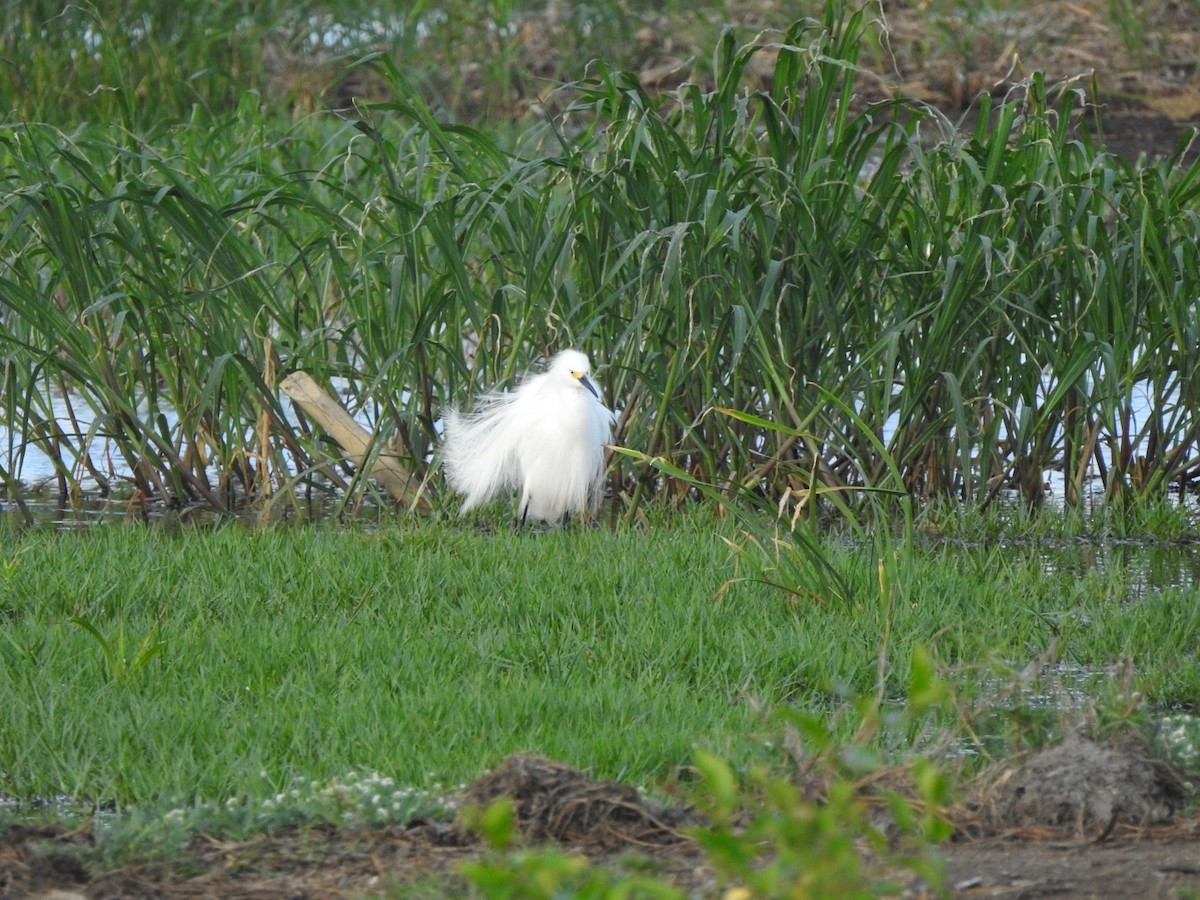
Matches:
[[1038, 541, 1200, 600], [0, 378, 388, 527], [0, 491, 373, 532], [954, 659, 1200, 770], [963, 663, 1116, 761]]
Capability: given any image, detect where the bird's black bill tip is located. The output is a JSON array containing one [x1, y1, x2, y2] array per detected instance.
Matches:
[[579, 374, 600, 400]]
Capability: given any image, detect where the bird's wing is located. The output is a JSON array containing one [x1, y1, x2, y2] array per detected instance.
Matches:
[[441, 392, 525, 510]]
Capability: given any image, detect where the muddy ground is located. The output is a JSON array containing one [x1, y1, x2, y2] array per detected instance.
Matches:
[[6, 815, 1200, 898], [4, 744, 1200, 898], [506, 0, 1200, 164], [859, 0, 1200, 166]]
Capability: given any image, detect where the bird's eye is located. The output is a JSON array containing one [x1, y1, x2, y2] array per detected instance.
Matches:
[[570, 371, 582, 379]]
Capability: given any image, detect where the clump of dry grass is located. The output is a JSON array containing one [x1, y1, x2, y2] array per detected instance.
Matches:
[[461, 755, 696, 848]]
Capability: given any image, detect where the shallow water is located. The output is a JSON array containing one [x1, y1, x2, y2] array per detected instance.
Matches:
[[0, 370, 1174, 502], [1035, 539, 1200, 599], [959, 671, 1200, 770], [0, 490, 374, 532], [0, 378, 388, 527]]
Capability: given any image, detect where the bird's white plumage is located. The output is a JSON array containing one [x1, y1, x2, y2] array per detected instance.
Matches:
[[442, 349, 612, 523]]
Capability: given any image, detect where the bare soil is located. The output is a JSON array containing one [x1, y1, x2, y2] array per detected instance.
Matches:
[[4, 745, 1200, 898], [666, 0, 1200, 164], [868, 0, 1200, 164], [484, 0, 1200, 163], [940, 738, 1200, 898]]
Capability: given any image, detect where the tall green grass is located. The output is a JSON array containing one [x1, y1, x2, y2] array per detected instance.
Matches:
[[1, 6, 1199, 515]]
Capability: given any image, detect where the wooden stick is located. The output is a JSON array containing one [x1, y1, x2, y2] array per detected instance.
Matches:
[[280, 371, 425, 506]]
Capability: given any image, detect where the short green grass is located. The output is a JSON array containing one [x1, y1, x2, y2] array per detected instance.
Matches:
[[2, 510, 1196, 814]]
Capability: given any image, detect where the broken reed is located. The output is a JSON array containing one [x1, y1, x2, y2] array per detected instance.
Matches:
[[1, 8, 1199, 514]]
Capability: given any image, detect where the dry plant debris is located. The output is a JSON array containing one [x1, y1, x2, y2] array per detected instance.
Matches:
[[460, 754, 699, 849]]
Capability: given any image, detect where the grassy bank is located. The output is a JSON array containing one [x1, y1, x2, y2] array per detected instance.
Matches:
[[2, 512, 1196, 811]]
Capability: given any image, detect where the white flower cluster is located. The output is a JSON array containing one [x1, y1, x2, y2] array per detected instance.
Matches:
[[255, 770, 455, 826], [1157, 713, 1200, 771], [160, 770, 456, 830]]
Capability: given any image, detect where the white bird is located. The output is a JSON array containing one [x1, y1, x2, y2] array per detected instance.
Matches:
[[442, 349, 612, 524]]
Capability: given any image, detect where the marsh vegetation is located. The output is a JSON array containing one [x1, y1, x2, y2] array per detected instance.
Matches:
[[1, 2, 1199, 519], [2, 1, 1200, 896]]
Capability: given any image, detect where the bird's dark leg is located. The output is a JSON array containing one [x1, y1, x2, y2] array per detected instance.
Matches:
[[516, 499, 530, 529]]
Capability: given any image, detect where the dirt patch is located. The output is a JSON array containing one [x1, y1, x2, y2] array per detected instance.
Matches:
[[0, 823, 92, 896], [937, 739, 1200, 898], [1087, 102, 1197, 166], [940, 829, 1200, 898], [867, 0, 1200, 163], [507, 0, 1200, 163], [0, 759, 709, 899], [980, 738, 1190, 833], [4, 748, 1200, 898], [1, 819, 478, 899], [316, 0, 1200, 162]]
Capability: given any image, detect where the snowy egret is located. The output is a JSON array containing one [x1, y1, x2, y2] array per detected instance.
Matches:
[[442, 349, 612, 524]]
